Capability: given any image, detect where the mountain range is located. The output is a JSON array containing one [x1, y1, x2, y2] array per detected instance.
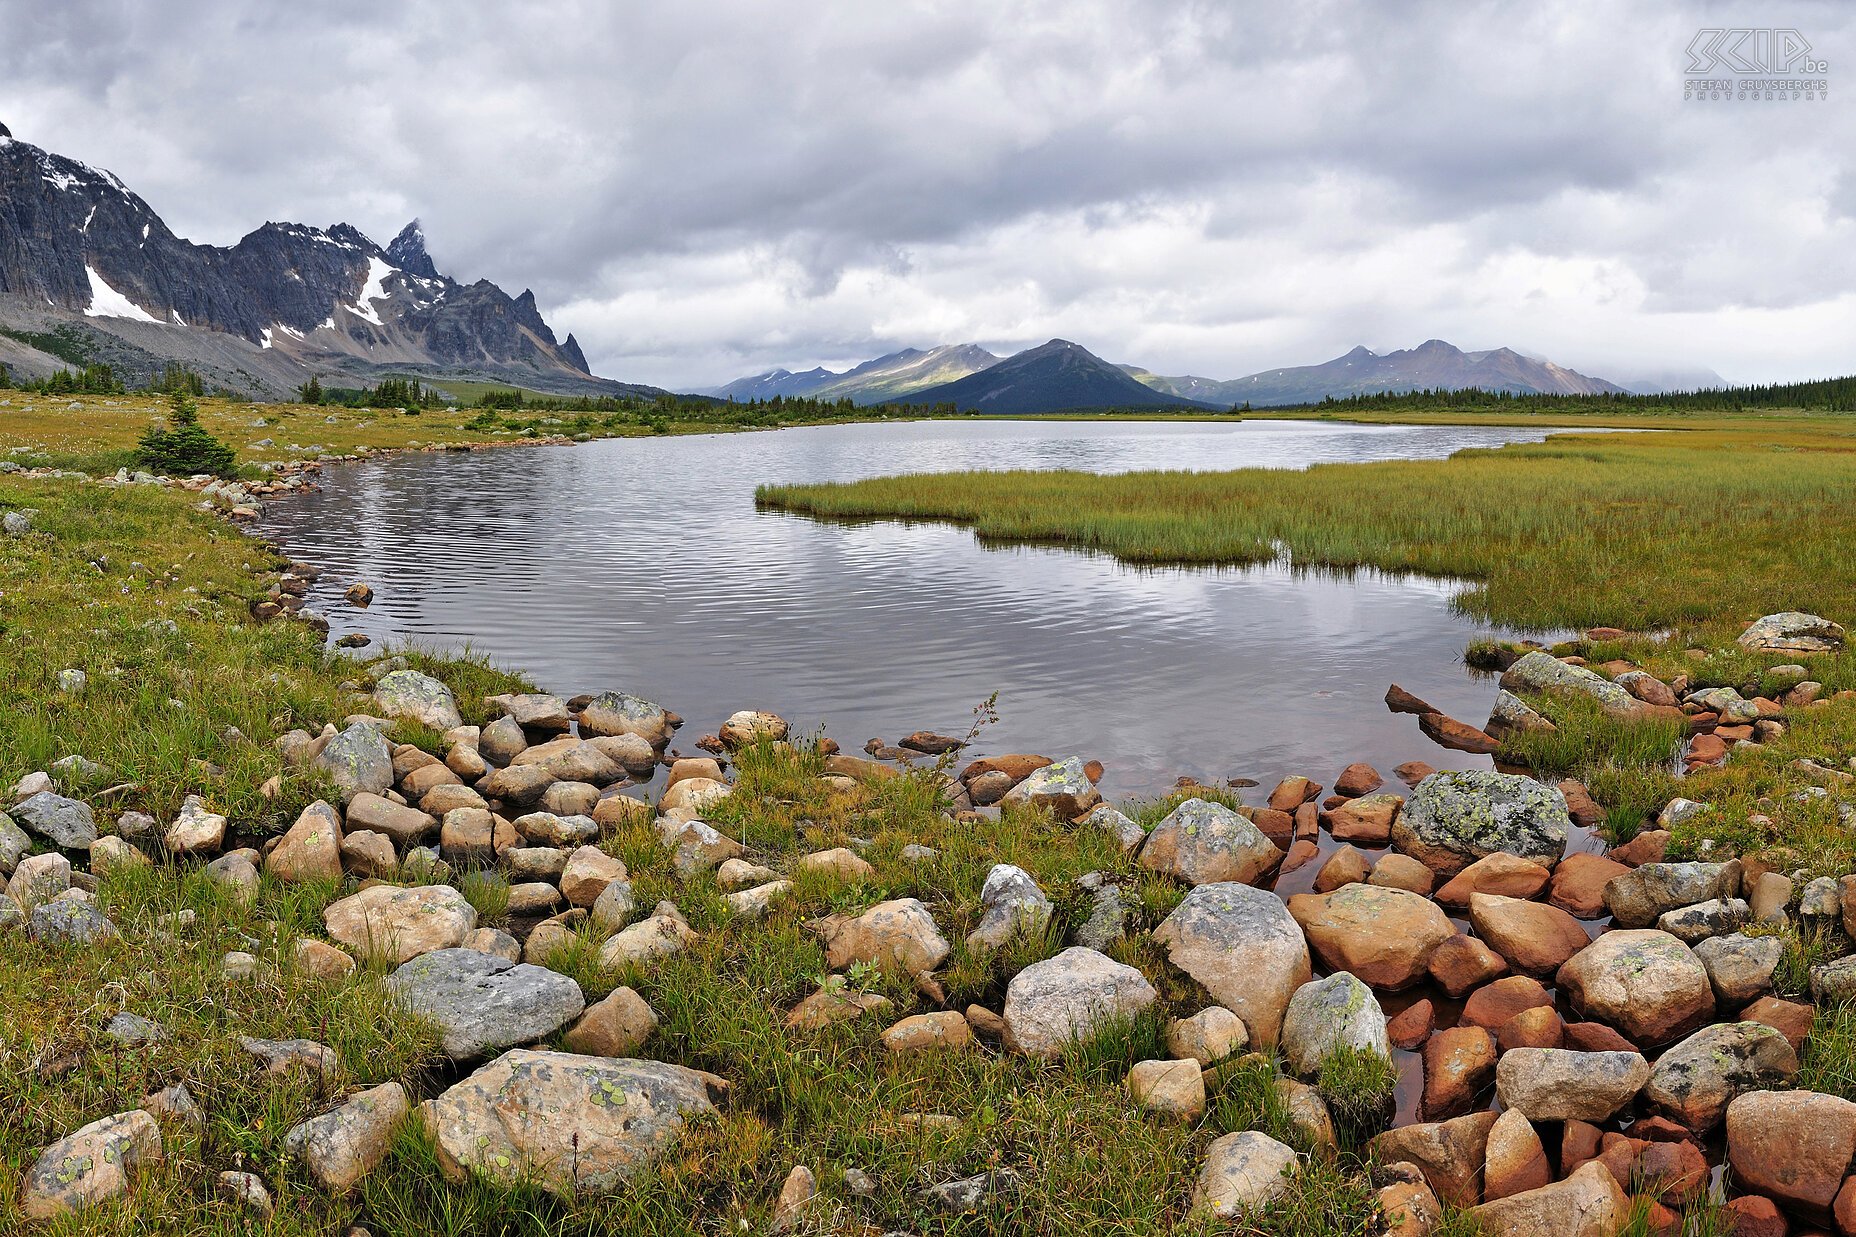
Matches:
[[714, 338, 1635, 414], [0, 122, 656, 399]]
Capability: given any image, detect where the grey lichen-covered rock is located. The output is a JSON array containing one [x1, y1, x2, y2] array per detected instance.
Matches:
[[1079, 803, 1146, 852], [1486, 690, 1554, 736], [1738, 611, 1845, 654], [966, 864, 1052, 951], [1494, 1048, 1650, 1122], [1002, 946, 1157, 1058], [28, 896, 118, 944], [1688, 686, 1758, 723], [1394, 771, 1569, 876], [19, 1109, 162, 1219], [1073, 871, 1127, 952], [1645, 1022, 1798, 1132], [1278, 973, 1390, 1077], [420, 1050, 717, 1194], [312, 722, 394, 804], [1193, 1130, 1297, 1218], [0, 812, 32, 872], [13, 790, 98, 849], [1153, 882, 1310, 1047], [1138, 797, 1281, 887], [373, 670, 463, 732], [1499, 650, 1638, 715], [104, 1012, 167, 1046], [578, 691, 673, 746], [1000, 755, 1100, 819], [1811, 954, 1856, 1004], [285, 1081, 409, 1192], [1656, 897, 1748, 944], [385, 948, 585, 1061], [1693, 933, 1782, 1005], [1603, 861, 1740, 929]]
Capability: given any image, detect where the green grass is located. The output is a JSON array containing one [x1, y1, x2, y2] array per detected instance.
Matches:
[[1314, 1047, 1398, 1149], [758, 422, 1856, 632], [1798, 1002, 1856, 1099]]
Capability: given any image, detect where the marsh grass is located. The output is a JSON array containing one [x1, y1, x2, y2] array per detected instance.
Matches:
[[1798, 1002, 1856, 1100], [1314, 1047, 1398, 1149], [759, 421, 1856, 632]]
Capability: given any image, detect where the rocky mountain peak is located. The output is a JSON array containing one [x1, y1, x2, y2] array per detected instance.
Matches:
[[385, 220, 439, 279]]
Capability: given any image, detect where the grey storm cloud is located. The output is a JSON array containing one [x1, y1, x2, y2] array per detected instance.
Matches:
[[3, 0, 1852, 388]]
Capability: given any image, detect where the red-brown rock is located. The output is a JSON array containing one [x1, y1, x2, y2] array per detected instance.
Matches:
[[1468, 893, 1593, 977], [1428, 934, 1510, 998], [1394, 760, 1437, 787], [1268, 776, 1321, 811], [1419, 712, 1502, 754], [1560, 1119, 1602, 1176], [1334, 762, 1384, 798], [1251, 807, 1295, 848], [1461, 976, 1552, 1030], [1722, 1195, 1787, 1237], [1549, 852, 1632, 919], [1388, 1000, 1435, 1050], [1728, 1090, 1856, 1217], [1740, 996, 1815, 1054], [1564, 1021, 1639, 1053], [1483, 1109, 1552, 1202], [1287, 884, 1455, 991], [1609, 829, 1671, 867], [1327, 794, 1402, 844], [1385, 684, 1439, 715], [1421, 1025, 1497, 1119], [1435, 853, 1552, 907], [1496, 1006, 1565, 1052]]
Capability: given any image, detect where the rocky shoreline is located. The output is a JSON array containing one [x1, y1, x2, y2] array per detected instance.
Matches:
[[7, 543, 1856, 1233]]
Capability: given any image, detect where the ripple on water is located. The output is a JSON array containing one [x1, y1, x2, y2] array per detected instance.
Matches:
[[258, 418, 1576, 797]]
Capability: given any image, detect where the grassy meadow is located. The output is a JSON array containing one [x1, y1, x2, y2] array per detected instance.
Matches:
[[756, 419, 1856, 633]]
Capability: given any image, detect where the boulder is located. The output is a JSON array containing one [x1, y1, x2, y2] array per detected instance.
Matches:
[[1152, 882, 1310, 1047], [1127, 1058, 1205, 1121], [1001, 756, 1100, 819], [966, 864, 1053, 950], [1368, 1111, 1500, 1208], [1656, 897, 1748, 944], [1644, 1022, 1798, 1133], [374, 670, 463, 732], [1603, 862, 1740, 928], [8, 851, 70, 911], [1482, 1109, 1551, 1202], [266, 800, 343, 882], [578, 692, 672, 746], [14, 791, 98, 849], [1435, 853, 1552, 907], [1138, 797, 1280, 886], [1079, 804, 1146, 852], [559, 846, 628, 908], [881, 1011, 973, 1053], [1394, 771, 1570, 876], [1325, 793, 1403, 843], [597, 902, 694, 969], [1279, 973, 1390, 1077], [1287, 883, 1454, 990], [1726, 1089, 1856, 1216], [1165, 1006, 1248, 1066], [29, 897, 118, 943], [420, 1050, 718, 1193], [1002, 947, 1157, 1058], [285, 1081, 409, 1192], [810, 898, 949, 976], [719, 709, 787, 748], [1500, 650, 1638, 715], [323, 883, 476, 964], [1737, 611, 1845, 654], [493, 693, 571, 733], [1421, 1026, 1497, 1118], [1547, 852, 1630, 919], [562, 987, 658, 1057], [1467, 893, 1592, 977], [1193, 1131, 1296, 1218], [1468, 1161, 1628, 1237], [1426, 933, 1510, 997], [19, 1109, 162, 1219], [1494, 1048, 1649, 1122], [386, 948, 585, 1060], [1693, 933, 1782, 1006], [313, 723, 395, 804], [1555, 929, 1714, 1046]]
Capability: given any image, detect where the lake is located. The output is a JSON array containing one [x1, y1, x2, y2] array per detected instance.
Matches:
[[256, 418, 1576, 799]]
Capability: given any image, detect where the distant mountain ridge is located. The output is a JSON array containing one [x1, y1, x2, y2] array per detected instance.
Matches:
[[895, 339, 1210, 413], [1129, 340, 1626, 406], [714, 337, 1629, 414], [708, 343, 1000, 404], [0, 124, 653, 398]]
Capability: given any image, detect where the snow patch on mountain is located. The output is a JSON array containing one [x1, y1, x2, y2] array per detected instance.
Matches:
[[83, 266, 159, 323]]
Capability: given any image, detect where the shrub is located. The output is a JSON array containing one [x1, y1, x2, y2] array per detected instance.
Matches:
[[136, 391, 236, 477]]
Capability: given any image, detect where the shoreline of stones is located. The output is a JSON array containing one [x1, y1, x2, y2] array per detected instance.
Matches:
[[8, 501, 1856, 1235]]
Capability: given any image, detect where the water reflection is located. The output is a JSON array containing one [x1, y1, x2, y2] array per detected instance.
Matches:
[[257, 418, 1576, 797]]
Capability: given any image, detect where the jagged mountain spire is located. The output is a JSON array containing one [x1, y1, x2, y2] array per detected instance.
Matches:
[[385, 219, 438, 279]]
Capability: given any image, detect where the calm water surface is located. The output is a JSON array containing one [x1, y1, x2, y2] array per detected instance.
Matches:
[[257, 419, 1574, 798]]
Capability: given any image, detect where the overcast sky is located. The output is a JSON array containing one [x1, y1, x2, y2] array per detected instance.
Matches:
[[4, 0, 1850, 388]]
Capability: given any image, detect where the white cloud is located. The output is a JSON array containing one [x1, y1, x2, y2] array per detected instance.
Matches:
[[4, 0, 1853, 387]]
